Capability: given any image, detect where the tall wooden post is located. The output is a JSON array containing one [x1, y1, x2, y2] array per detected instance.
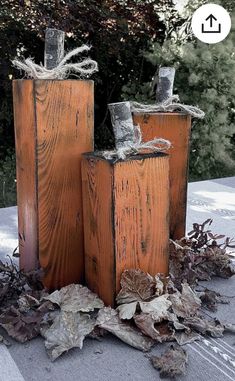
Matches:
[[81, 152, 169, 306], [13, 80, 94, 289], [13, 29, 94, 289]]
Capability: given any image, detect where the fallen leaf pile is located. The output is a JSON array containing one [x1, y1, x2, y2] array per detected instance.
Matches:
[[170, 219, 235, 288], [0, 220, 234, 378]]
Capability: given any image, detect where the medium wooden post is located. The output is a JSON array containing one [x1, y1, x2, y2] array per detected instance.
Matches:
[[13, 79, 94, 289], [81, 152, 169, 306], [133, 112, 191, 240]]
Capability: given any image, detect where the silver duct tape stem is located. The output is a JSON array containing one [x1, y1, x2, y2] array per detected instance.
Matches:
[[156, 67, 176, 103], [44, 28, 65, 69], [108, 101, 136, 149]]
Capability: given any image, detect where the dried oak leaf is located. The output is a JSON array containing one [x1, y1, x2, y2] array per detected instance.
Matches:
[[134, 313, 174, 342], [97, 307, 154, 351], [183, 317, 224, 337], [169, 283, 201, 318], [42, 311, 96, 361], [151, 345, 188, 378], [0, 306, 44, 343], [43, 284, 104, 313]]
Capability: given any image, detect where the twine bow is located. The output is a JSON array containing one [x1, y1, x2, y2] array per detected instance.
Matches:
[[12, 45, 98, 79], [102, 124, 171, 160], [131, 95, 205, 119]]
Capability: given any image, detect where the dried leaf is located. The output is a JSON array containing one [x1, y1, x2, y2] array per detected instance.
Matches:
[[97, 307, 154, 351], [170, 283, 201, 318], [44, 284, 104, 313], [134, 313, 174, 342], [140, 295, 172, 321], [154, 275, 164, 296], [0, 334, 11, 346], [116, 269, 155, 305], [0, 306, 44, 343], [117, 301, 137, 320], [42, 311, 96, 361], [17, 294, 41, 313], [174, 331, 201, 345], [169, 220, 235, 288], [117, 294, 172, 321], [151, 345, 188, 378], [198, 288, 229, 312], [183, 317, 225, 337]]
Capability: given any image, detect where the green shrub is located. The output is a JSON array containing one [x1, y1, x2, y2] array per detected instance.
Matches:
[[122, 15, 235, 181], [0, 150, 16, 207]]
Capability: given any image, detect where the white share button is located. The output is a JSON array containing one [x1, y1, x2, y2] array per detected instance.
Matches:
[[191, 3, 231, 44]]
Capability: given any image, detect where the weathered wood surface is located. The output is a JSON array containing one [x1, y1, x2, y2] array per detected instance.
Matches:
[[13, 79, 94, 289], [133, 112, 191, 240], [44, 28, 65, 69], [156, 67, 175, 103], [82, 152, 169, 306], [13, 80, 39, 271]]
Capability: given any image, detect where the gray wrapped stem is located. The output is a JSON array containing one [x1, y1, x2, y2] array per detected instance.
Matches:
[[44, 28, 65, 69], [156, 67, 175, 103], [108, 102, 135, 149]]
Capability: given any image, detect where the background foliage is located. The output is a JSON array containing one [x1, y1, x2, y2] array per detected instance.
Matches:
[[0, 0, 234, 206]]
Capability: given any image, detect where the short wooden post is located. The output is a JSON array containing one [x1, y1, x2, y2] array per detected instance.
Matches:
[[133, 112, 191, 240], [81, 152, 169, 306], [13, 79, 94, 289]]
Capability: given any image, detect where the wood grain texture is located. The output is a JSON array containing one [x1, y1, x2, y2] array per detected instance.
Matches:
[[13, 80, 38, 271], [133, 113, 191, 240], [81, 157, 115, 306], [82, 153, 169, 306], [13, 79, 94, 289]]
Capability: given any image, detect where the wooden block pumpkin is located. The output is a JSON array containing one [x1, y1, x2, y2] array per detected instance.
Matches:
[[133, 112, 191, 240], [81, 152, 169, 306], [13, 79, 94, 289]]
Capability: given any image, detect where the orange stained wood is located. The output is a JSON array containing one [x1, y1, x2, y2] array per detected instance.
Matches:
[[82, 153, 169, 306], [13, 80, 38, 271], [133, 113, 191, 240], [13, 79, 94, 289]]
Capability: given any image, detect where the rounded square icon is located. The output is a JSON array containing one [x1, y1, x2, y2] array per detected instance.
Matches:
[[191, 3, 231, 44]]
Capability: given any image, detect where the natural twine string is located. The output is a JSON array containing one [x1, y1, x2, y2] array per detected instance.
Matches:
[[131, 95, 205, 119], [102, 124, 171, 160], [12, 45, 98, 79]]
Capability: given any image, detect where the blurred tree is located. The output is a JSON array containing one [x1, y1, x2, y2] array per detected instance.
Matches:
[[122, 0, 235, 181], [0, 0, 177, 149], [0, 0, 178, 206]]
